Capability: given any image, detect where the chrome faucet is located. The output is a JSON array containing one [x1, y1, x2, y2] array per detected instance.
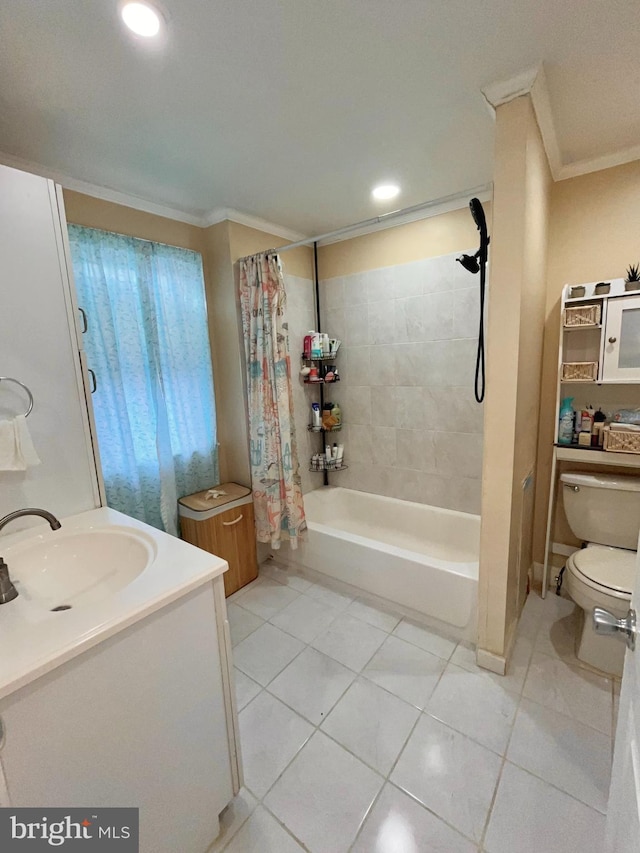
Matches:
[[0, 508, 62, 534], [0, 508, 62, 604]]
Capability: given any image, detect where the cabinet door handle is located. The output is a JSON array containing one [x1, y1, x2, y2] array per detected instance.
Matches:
[[222, 514, 244, 527], [608, 336, 617, 343], [78, 307, 88, 333], [88, 369, 97, 393]]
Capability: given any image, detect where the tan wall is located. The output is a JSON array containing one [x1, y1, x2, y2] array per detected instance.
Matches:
[[533, 160, 640, 569], [318, 206, 486, 278], [62, 190, 205, 252], [478, 95, 552, 663]]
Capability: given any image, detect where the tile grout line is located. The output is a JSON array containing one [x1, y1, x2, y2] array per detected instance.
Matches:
[[476, 619, 540, 852]]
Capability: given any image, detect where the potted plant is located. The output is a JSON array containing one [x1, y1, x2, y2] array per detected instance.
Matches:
[[625, 263, 640, 291]]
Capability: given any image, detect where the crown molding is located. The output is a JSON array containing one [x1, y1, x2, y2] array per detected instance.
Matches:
[[0, 150, 206, 226], [481, 66, 541, 110], [203, 206, 308, 242], [556, 144, 640, 181]]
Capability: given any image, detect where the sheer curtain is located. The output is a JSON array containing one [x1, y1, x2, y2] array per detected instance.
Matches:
[[68, 225, 218, 534], [239, 252, 306, 549]]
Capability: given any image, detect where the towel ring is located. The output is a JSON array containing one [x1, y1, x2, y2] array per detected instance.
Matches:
[[0, 377, 34, 417]]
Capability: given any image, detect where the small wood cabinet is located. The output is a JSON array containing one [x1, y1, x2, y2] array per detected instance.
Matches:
[[179, 483, 258, 597]]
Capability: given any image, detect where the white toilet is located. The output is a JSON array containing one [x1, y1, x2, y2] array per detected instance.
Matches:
[[561, 471, 639, 676]]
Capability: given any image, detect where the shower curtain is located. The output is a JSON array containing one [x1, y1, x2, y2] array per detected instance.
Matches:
[[239, 252, 306, 549]]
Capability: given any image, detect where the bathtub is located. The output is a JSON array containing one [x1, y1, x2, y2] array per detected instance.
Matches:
[[282, 487, 480, 636]]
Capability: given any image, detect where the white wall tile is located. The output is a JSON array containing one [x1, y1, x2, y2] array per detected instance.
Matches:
[[394, 387, 426, 430], [370, 345, 395, 385], [422, 291, 454, 341], [395, 296, 424, 343], [320, 277, 345, 310], [343, 272, 368, 306], [345, 346, 372, 385], [394, 342, 425, 386], [312, 254, 483, 513], [368, 299, 396, 344], [345, 304, 369, 346], [453, 286, 481, 339]]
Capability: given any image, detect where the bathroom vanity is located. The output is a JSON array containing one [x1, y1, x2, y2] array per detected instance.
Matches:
[[0, 508, 241, 853]]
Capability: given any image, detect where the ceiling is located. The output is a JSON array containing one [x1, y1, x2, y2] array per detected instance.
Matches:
[[1, 0, 639, 234]]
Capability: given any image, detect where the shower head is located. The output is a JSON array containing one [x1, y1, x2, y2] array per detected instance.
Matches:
[[457, 252, 480, 275], [469, 197, 487, 235]]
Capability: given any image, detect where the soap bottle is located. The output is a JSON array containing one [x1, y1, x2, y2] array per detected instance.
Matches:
[[332, 402, 341, 427], [558, 397, 574, 445]]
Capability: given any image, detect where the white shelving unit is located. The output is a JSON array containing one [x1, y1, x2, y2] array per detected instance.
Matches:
[[542, 277, 640, 596]]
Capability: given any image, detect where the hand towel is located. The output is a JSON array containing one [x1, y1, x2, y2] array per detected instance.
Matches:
[[0, 415, 41, 471]]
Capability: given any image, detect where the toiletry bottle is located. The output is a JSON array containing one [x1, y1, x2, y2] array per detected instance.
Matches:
[[312, 402, 321, 428], [336, 445, 344, 465], [332, 402, 341, 427], [321, 333, 330, 355], [311, 332, 322, 358], [558, 397, 574, 445], [325, 444, 332, 462], [303, 334, 313, 359]]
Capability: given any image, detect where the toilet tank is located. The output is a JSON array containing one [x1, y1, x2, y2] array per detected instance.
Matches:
[[561, 471, 640, 550]]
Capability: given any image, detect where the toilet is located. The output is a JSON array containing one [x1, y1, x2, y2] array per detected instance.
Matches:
[[561, 471, 639, 677]]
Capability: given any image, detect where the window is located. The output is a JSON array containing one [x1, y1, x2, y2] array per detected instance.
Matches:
[[68, 225, 218, 533]]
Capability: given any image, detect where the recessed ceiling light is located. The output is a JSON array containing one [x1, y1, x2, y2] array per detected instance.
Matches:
[[372, 183, 400, 201], [120, 2, 162, 37]]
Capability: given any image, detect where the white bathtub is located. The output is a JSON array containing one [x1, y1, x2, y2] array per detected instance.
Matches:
[[282, 487, 480, 636]]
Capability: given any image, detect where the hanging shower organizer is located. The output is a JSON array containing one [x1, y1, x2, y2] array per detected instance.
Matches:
[[306, 242, 347, 484]]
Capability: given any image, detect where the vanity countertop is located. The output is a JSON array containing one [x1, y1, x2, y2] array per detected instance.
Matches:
[[0, 507, 228, 701]]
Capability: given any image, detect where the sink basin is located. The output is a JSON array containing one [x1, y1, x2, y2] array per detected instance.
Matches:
[[4, 527, 156, 610]]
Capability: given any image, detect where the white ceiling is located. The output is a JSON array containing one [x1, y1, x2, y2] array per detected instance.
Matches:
[[1, 1, 639, 234]]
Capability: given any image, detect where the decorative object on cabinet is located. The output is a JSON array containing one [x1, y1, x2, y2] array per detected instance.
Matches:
[[624, 262, 640, 292], [603, 425, 640, 454], [179, 483, 258, 597], [561, 361, 598, 382], [563, 304, 601, 327]]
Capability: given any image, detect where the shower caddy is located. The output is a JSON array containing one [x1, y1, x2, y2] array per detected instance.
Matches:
[[305, 242, 348, 485]]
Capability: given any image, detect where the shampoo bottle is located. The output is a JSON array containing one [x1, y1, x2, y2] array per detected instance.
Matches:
[[558, 397, 574, 445]]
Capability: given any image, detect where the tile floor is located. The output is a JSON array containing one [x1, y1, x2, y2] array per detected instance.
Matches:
[[210, 562, 616, 853]]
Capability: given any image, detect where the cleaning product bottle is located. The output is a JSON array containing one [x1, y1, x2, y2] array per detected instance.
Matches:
[[558, 397, 574, 445]]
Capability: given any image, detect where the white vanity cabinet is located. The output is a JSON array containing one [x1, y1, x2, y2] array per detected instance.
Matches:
[[0, 576, 240, 853], [602, 294, 640, 381]]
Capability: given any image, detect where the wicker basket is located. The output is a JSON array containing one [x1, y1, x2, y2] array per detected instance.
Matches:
[[561, 361, 598, 381], [603, 426, 640, 454], [563, 304, 601, 327]]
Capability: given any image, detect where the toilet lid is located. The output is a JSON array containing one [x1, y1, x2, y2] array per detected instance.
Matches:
[[570, 546, 636, 595]]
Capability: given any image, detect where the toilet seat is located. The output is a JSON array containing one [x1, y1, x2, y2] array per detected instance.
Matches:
[[567, 545, 634, 601]]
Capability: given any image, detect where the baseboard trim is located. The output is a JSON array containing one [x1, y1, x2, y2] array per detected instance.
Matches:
[[476, 647, 507, 676]]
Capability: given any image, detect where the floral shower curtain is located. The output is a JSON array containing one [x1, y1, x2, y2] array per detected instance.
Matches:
[[239, 252, 306, 549]]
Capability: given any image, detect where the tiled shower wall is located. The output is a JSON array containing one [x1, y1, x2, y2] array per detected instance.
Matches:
[[317, 251, 484, 514]]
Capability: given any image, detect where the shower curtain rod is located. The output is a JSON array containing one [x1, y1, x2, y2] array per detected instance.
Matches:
[[268, 182, 493, 255]]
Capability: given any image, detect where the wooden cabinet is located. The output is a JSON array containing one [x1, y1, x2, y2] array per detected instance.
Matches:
[[179, 484, 258, 597]]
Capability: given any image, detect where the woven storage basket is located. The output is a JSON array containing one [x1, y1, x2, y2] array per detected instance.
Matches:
[[603, 426, 640, 454], [561, 361, 598, 381], [563, 304, 601, 327]]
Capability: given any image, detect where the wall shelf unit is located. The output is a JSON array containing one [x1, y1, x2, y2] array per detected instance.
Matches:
[[542, 277, 640, 596]]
